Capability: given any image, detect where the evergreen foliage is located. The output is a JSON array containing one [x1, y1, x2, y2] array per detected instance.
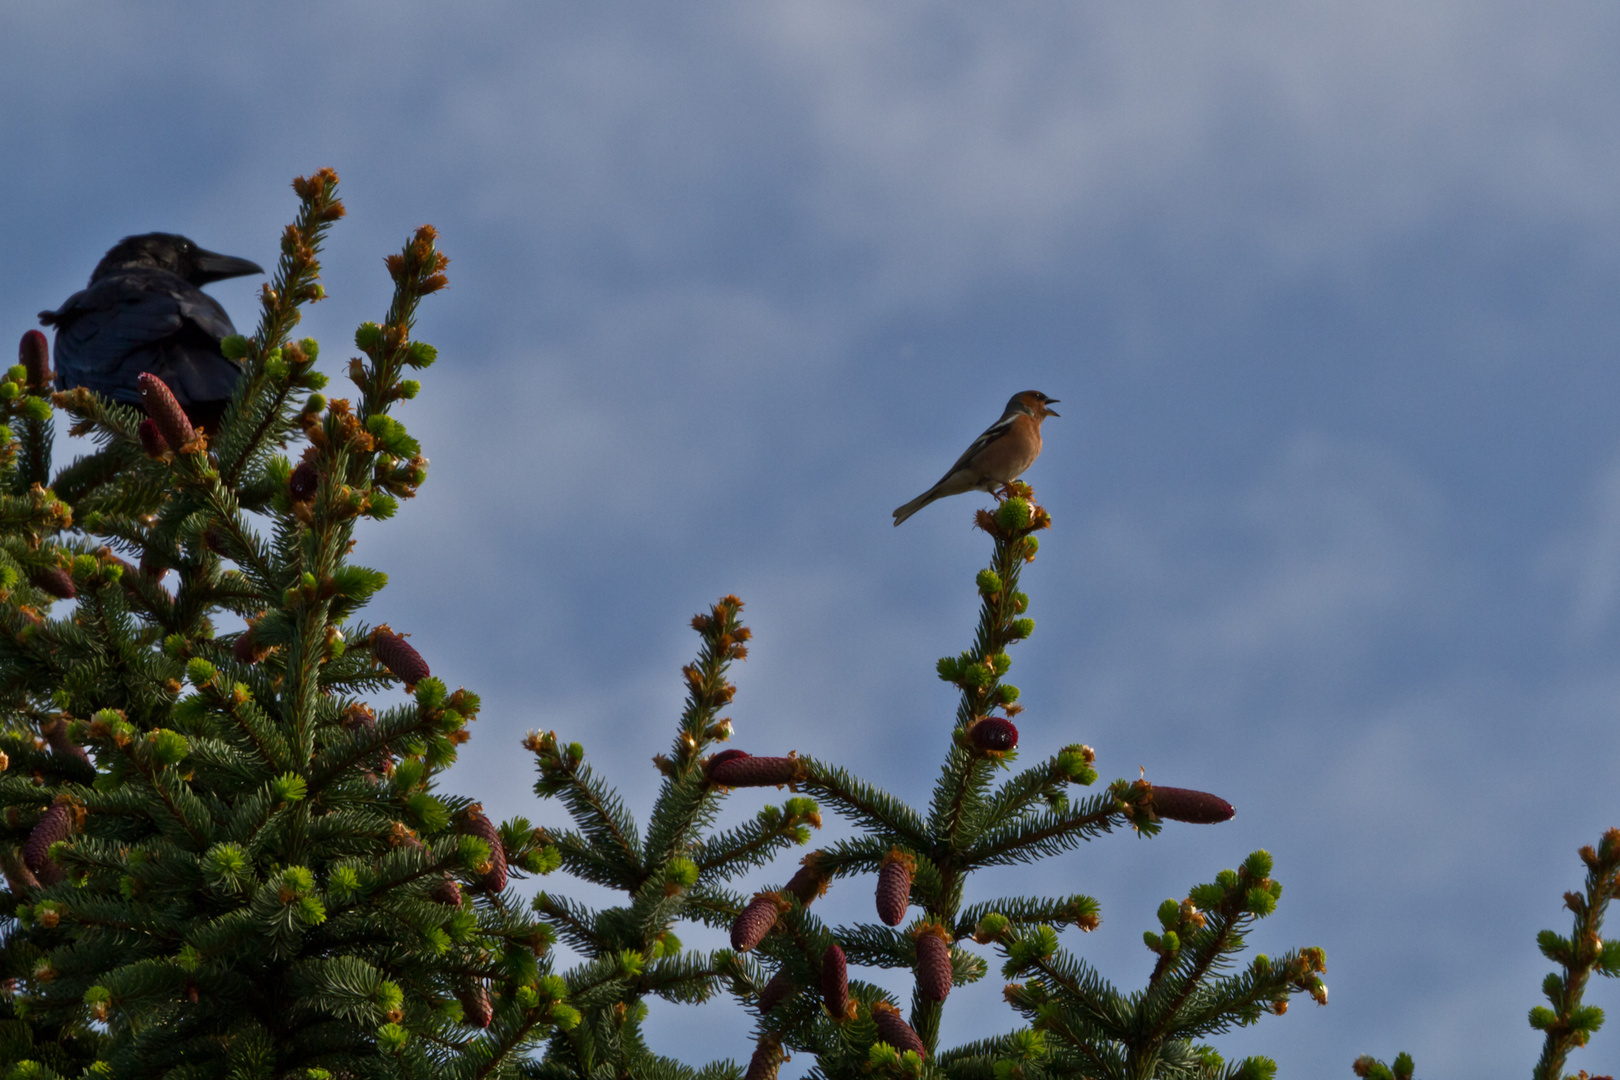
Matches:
[[0, 173, 565, 1079], [519, 483, 1327, 1079], [3, 170, 1610, 1080], [1359, 827, 1620, 1080]]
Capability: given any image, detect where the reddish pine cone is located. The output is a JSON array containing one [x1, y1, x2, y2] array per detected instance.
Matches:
[[731, 892, 786, 952], [871, 1000, 926, 1058], [705, 749, 750, 774], [136, 372, 195, 450], [1151, 786, 1235, 824], [41, 716, 91, 773], [288, 459, 319, 502], [969, 716, 1019, 752], [875, 850, 914, 927], [758, 969, 795, 1013], [28, 566, 75, 601], [459, 982, 493, 1028], [706, 750, 804, 788], [24, 801, 72, 884], [784, 851, 831, 906], [137, 419, 169, 458], [344, 703, 389, 772], [915, 928, 953, 1002], [820, 942, 850, 1020], [460, 806, 507, 892], [745, 1034, 785, 1080], [1, 850, 41, 896], [19, 330, 50, 389], [373, 627, 429, 690], [232, 628, 261, 665], [429, 875, 463, 906]]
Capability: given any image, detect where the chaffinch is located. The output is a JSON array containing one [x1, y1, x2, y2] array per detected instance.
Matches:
[[892, 391, 1059, 526]]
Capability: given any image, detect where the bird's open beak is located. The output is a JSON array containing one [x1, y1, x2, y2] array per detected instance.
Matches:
[[1044, 399, 1060, 417], [192, 248, 265, 284]]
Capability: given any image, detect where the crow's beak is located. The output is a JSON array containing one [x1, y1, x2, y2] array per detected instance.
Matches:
[[192, 248, 265, 285]]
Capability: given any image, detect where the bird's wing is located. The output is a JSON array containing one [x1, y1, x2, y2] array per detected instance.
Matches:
[[46, 270, 241, 405], [930, 414, 1018, 486]]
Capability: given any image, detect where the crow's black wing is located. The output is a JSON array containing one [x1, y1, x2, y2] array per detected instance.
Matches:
[[42, 268, 243, 408]]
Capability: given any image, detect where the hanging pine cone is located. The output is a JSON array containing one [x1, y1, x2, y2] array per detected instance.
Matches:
[[706, 750, 804, 788], [1150, 786, 1234, 824], [288, 459, 319, 502], [40, 716, 93, 782], [0, 850, 40, 896], [136, 419, 169, 458], [459, 805, 507, 891], [24, 801, 73, 885], [820, 942, 850, 1020], [875, 849, 915, 926], [969, 716, 1019, 752], [136, 373, 195, 450], [343, 702, 388, 773], [19, 330, 50, 389], [28, 566, 75, 601], [232, 627, 261, 665], [914, 926, 953, 1002], [459, 981, 493, 1028], [429, 875, 462, 906], [757, 969, 795, 1013], [871, 1000, 926, 1057], [784, 850, 830, 906], [744, 1034, 785, 1080], [730, 892, 786, 952], [372, 626, 429, 690]]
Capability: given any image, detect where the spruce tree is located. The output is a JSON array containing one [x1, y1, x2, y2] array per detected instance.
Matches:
[[0, 170, 1331, 1080], [0, 172, 570, 1079], [520, 484, 1328, 1079]]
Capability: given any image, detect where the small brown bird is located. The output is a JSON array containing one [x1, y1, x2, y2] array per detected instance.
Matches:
[[893, 391, 1059, 526]]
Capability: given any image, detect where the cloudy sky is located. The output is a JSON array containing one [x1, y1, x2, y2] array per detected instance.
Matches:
[[7, 3, 1620, 1075]]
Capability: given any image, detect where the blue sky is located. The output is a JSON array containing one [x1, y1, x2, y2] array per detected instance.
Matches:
[[7, 3, 1620, 1074]]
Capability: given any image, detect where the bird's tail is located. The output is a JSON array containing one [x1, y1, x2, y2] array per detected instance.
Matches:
[[892, 489, 937, 526]]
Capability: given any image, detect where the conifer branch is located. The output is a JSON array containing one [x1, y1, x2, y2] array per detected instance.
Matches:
[[1529, 827, 1620, 1080], [797, 758, 928, 843]]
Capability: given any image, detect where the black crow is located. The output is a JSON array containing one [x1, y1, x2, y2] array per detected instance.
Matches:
[[38, 233, 263, 430]]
